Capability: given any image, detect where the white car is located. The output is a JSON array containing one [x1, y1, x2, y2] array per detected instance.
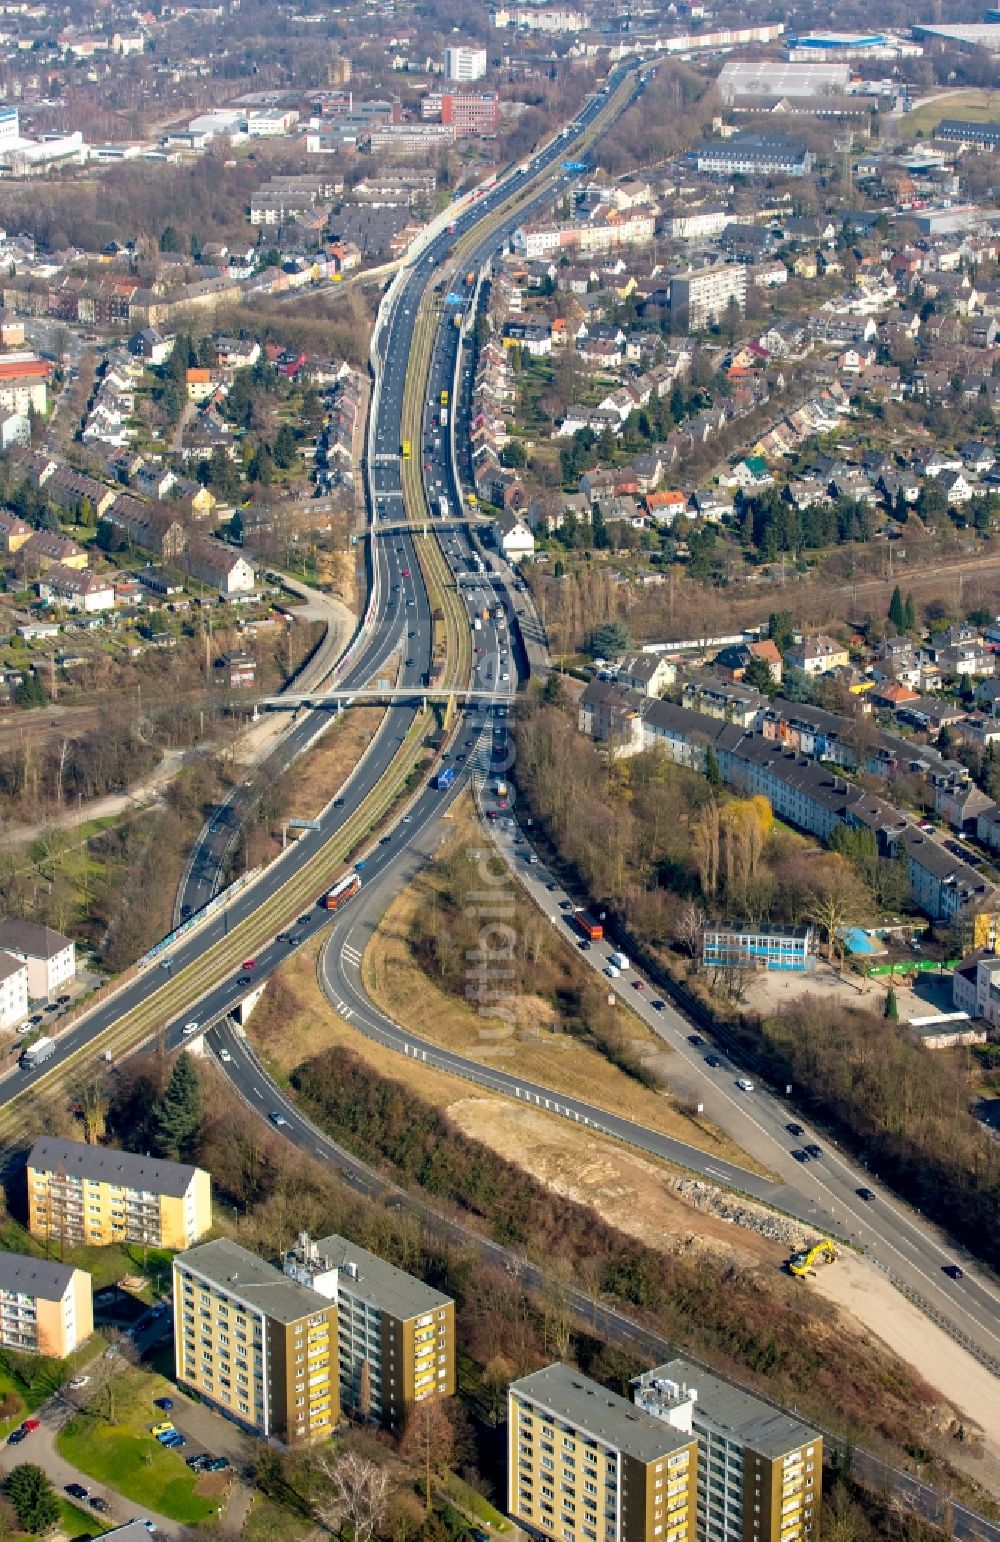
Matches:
[[736, 1078, 754, 1093], [219, 1049, 232, 1063], [68, 1375, 90, 1390], [182, 1021, 199, 1037]]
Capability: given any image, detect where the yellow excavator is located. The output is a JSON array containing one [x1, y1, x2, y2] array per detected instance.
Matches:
[[787, 1240, 837, 1278]]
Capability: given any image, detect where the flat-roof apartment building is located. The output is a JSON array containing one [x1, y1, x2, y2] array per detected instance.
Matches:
[[631, 1361, 822, 1542], [509, 1363, 698, 1542], [0, 1251, 93, 1357], [27, 1138, 212, 1251], [174, 1238, 338, 1446], [283, 1231, 455, 1426]]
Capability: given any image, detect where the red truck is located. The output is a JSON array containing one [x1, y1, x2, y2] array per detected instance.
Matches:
[[573, 910, 603, 942]]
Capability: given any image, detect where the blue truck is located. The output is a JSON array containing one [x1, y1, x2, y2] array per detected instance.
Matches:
[[433, 766, 456, 791]]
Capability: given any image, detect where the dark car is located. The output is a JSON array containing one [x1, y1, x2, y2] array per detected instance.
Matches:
[[791, 1149, 809, 1163], [578, 939, 591, 951], [804, 1144, 822, 1158], [6, 1429, 27, 1446], [187, 1454, 210, 1473], [205, 1457, 230, 1473], [942, 1264, 964, 1280], [57, 993, 71, 1004], [154, 1397, 173, 1411], [856, 1187, 875, 1201], [787, 1122, 804, 1137], [66, 1484, 89, 1501], [705, 1055, 722, 1068], [236, 975, 252, 986], [687, 1034, 703, 1046], [90, 1497, 110, 1514], [651, 999, 665, 1011]]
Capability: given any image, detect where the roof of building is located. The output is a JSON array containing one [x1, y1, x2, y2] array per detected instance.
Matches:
[[0, 1249, 78, 1302], [0, 917, 74, 960], [309, 1233, 452, 1320], [649, 1359, 821, 1458], [512, 1363, 693, 1463], [177, 1238, 332, 1326], [28, 1137, 201, 1199], [0, 948, 26, 985]]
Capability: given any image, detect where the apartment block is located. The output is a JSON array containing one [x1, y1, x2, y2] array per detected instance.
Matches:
[[27, 1137, 212, 1251], [283, 1231, 455, 1425], [632, 1362, 821, 1542], [0, 949, 29, 1029], [509, 1363, 698, 1542], [443, 45, 487, 81], [0, 1251, 93, 1357], [174, 1238, 339, 1446], [670, 265, 747, 334]]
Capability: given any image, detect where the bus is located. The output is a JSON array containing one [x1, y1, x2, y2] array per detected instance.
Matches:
[[401, 440, 412, 460], [440, 388, 449, 407], [437, 495, 449, 519], [322, 872, 361, 911], [433, 765, 456, 791]]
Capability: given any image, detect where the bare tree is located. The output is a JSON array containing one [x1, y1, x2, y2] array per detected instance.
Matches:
[[673, 901, 706, 959], [400, 1397, 454, 1514], [808, 864, 863, 972], [315, 1450, 393, 1542], [85, 1330, 138, 1424]]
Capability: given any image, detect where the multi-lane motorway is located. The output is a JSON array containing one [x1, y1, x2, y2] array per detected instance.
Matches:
[[3, 63, 998, 1532]]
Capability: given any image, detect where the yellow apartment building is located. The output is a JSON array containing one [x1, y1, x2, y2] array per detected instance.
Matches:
[[509, 1363, 698, 1542], [174, 1239, 339, 1446], [283, 1231, 455, 1426], [0, 1251, 93, 1357], [27, 1137, 212, 1252], [631, 1362, 822, 1542]]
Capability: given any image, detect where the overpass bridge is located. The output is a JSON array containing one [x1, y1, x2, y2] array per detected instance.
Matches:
[[261, 687, 508, 710]]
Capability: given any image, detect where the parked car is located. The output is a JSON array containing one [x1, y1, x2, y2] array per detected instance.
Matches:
[[6, 1429, 27, 1446], [21, 1420, 39, 1433], [90, 1497, 110, 1514], [68, 1375, 90, 1390], [205, 1456, 230, 1473], [153, 1397, 173, 1411], [150, 1422, 175, 1438], [65, 1484, 89, 1501]]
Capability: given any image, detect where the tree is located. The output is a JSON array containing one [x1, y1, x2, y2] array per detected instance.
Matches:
[[315, 1450, 392, 1542], [704, 745, 723, 790], [86, 1330, 138, 1424], [673, 901, 706, 958], [742, 656, 775, 695], [588, 621, 629, 658], [14, 672, 47, 708], [888, 584, 904, 631], [540, 673, 564, 706], [808, 863, 864, 971], [884, 985, 899, 1021], [5, 1464, 59, 1533], [903, 592, 916, 631], [152, 1051, 202, 1161], [400, 1397, 454, 1513]]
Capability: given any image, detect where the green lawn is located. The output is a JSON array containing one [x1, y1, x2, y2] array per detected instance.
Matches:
[[904, 88, 1000, 138], [58, 1497, 109, 1538], [0, 1223, 172, 1300], [444, 1475, 511, 1532], [57, 1369, 217, 1527]]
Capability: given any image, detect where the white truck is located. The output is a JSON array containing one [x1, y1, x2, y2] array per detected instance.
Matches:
[[610, 951, 630, 971], [20, 1035, 56, 1071]]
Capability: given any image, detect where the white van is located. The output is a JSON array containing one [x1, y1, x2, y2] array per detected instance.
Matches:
[[605, 964, 621, 980], [610, 951, 630, 970]]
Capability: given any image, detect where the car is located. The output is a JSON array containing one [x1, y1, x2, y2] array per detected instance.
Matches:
[[151, 1422, 175, 1437], [578, 939, 591, 951], [57, 993, 71, 1004], [786, 1122, 804, 1137], [402, 568, 411, 578], [687, 1034, 703, 1046], [6, 1429, 27, 1446], [66, 1484, 89, 1501], [269, 1111, 289, 1127], [651, 999, 665, 1011], [736, 1078, 754, 1093], [187, 1454, 210, 1472], [90, 1497, 110, 1514], [405, 657, 415, 667], [942, 1264, 964, 1280], [160, 1432, 186, 1448], [68, 1375, 90, 1390], [632, 980, 644, 991], [205, 1456, 231, 1473], [132, 1520, 157, 1533], [804, 1143, 822, 1158], [559, 900, 573, 911], [20, 1419, 40, 1433], [182, 1021, 198, 1037], [705, 1055, 722, 1068], [856, 1187, 875, 1201], [792, 1149, 809, 1163], [154, 1397, 173, 1411], [242, 959, 256, 970], [45, 1002, 60, 1012], [236, 974, 252, 986], [333, 798, 345, 808]]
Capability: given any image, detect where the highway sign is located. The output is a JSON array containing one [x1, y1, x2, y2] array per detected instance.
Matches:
[[288, 818, 322, 831], [445, 292, 463, 305]]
